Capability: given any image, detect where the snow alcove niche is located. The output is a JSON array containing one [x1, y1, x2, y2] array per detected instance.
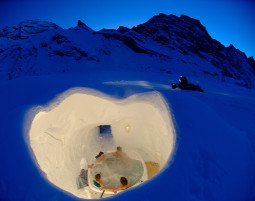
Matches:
[[28, 88, 176, 199]]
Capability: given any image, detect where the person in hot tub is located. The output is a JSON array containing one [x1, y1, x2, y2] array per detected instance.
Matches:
[[113, 146, 123, 156], [94, 173, 105, 188], [114, 146, 129, 158], [88, 152, 105, 169], [101, 177, 130, 194], [114, 146, 132, 165]]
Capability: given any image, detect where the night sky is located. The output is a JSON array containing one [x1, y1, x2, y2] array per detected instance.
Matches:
[[0, 0, 254, 57]]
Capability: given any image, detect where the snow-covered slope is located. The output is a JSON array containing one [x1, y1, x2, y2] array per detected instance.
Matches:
[[0, 14, 254, 88], [0, 72, 255, 201]]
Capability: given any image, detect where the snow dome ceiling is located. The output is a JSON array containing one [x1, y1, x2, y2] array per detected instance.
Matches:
[[28, 88, 176, 199]]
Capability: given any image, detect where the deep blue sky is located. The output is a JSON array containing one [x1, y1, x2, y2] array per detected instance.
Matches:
[[0, 0, 254, 57]]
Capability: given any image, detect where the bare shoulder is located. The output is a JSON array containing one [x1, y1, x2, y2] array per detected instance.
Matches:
[[121, 182, 130, 190]]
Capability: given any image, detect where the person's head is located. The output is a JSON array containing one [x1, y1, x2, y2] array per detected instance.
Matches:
[[100, 152, 104, 159], [95, 173, 101, 182], [117, 146, 122, 152], [120, 177, 128, 186], [96, 151, 104, 159]]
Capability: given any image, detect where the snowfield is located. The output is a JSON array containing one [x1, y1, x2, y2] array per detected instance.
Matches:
[[0, 71, 255, 201]]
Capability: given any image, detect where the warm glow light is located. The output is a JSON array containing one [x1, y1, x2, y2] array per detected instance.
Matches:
[[125, 124, 130, 132]]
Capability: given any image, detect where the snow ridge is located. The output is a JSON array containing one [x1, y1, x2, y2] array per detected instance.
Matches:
[[0, 20, 60, 40]]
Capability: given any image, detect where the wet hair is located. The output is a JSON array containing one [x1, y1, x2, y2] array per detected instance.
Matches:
[[120, 177, 128, 186], [117, 146, 122, 152], [95, 173, 101, 181], [98, 152, 104, 156]]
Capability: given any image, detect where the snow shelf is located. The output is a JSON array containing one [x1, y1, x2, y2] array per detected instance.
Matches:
[[28, 88, 176, 199]]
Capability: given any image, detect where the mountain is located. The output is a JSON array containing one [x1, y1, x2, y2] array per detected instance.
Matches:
[[0, 14, 254, 88]]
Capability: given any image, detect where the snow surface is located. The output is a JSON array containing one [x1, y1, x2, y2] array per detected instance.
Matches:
[[0, 71, 255, 201]]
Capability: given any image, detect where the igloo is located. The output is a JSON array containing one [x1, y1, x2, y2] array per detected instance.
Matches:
[[28, 88, 176, 199]]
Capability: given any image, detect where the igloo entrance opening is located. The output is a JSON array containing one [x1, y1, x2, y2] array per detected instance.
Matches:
[[96, 125, 115, 151], [28, 88, 176, 199]]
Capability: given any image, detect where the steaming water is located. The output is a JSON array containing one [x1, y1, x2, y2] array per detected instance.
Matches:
[[91, 153, 144, 189]]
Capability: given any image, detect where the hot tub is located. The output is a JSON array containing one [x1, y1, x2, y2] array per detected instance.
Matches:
[[88, 150, 148, 194]]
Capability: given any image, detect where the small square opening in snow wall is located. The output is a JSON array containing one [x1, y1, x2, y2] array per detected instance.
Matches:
[[99, 125, 112, 136], [97, 125, 114, 151]]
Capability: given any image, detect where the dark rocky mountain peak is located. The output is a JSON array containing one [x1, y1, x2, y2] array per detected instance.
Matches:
[[74, 20, 93, 31]]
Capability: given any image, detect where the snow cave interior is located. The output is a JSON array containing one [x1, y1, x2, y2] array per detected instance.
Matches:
[[28, 88, 176, 198]]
